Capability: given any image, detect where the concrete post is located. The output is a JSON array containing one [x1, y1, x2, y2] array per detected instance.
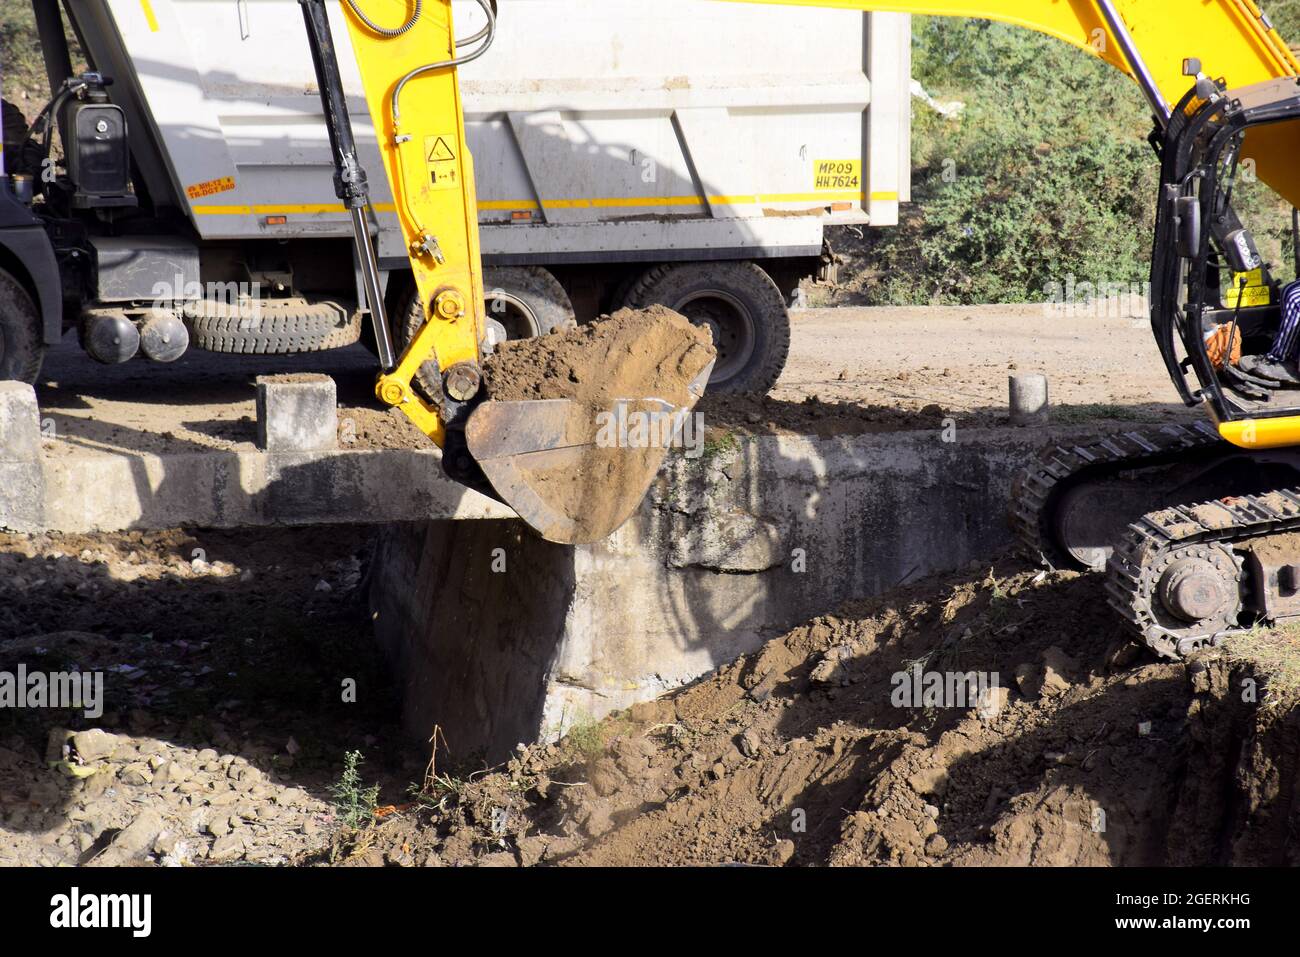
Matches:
[[1009, 374, 1049, 426], [0, 381, 42, 462], [255, 374, 338, 453], [0, 381, 44, 531]]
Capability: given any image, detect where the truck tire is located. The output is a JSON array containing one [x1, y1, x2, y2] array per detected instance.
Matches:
[[183, 297, 361, 354], [483, 266, 576, 339], [0, 267, 45, 384], [622, 261, 790, 394]]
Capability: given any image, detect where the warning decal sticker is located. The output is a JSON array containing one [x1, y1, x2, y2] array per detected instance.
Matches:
[[1226, 268, 1271, 308], [424, 135, 459, 191]]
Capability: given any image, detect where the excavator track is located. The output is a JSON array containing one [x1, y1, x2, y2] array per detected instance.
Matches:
[[1106, 488, 1300, 658], [1009, 421, 1228, 569]]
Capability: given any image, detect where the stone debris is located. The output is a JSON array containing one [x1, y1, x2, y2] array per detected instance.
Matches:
[[0, 526, 369, 867]]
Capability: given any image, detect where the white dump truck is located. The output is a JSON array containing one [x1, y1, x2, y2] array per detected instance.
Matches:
[[0, 0, 910, 392]]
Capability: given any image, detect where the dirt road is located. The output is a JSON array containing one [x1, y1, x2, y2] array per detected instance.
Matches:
[[32, 303, 1183, 458], [776, 302, 1171, 413]]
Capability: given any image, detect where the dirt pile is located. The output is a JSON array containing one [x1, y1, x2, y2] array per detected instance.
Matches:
[[326, 557, 1300, 867], [337, 406, 437, 451], [5, 525, 1296, 867], [482, 305, 715, 408], [1165, 633, 1300, 866], [699, 392, 958, 437]]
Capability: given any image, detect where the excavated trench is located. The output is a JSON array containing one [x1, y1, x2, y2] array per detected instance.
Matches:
[[0, 520, 1296, 867]]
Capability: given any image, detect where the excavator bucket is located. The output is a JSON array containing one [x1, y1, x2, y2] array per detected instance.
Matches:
[[466, 360, 715, 545], [463, 307, 716, 545]]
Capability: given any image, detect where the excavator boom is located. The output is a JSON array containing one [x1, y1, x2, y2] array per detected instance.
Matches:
[[734, 0, 1300, 205], [734, 0, 1299, 92]]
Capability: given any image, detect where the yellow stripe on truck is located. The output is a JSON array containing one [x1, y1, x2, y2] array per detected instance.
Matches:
[[139, 0, 159, 32], [193, 192, 872, 215], [191, 202, 401, 215]]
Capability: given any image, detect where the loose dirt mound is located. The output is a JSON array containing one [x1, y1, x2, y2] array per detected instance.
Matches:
[[1165, 630, 1300, 866], [482, 305, 715, 408], [4, 525, 1295, 867], [699, 393, 959, 437], [337, 406, 436, 451], [323, 557, 1300, 867]]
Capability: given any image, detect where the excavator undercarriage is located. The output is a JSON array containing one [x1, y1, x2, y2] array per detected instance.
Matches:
[[1004, 19, 1300, 658], [1013, 426, 1300, 657], [753, 7, 1300, 656]]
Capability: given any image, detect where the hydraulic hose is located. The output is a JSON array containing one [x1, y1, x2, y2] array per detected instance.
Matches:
[[391, 0, 496, 126], [343, 0, 422, 39]]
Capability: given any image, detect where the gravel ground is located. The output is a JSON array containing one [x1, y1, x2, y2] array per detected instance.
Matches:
[[0, 526, 422, 867]]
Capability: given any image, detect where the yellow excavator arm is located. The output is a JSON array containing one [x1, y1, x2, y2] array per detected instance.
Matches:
[[338, 0, 491, 448], [304, 0, 716, 545], [733, 0, 1300, 205], [733, 1, 1299, 93]]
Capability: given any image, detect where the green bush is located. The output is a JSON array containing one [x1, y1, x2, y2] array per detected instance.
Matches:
[[2, 6, 46, 104]]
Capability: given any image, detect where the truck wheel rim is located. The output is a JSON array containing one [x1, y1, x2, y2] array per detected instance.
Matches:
[[675, 290, 755, 384], [485, 291, 542, 339]]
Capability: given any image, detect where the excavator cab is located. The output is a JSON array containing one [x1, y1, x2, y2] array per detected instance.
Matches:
[[1151, 75, 1300, 447]]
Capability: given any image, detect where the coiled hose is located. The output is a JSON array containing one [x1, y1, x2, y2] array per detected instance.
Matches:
[[343, 0, 422, 39]]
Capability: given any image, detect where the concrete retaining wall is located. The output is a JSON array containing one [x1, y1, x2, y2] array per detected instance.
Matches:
[[0, 382, 510, 533], [369, 424, 1112, 762]]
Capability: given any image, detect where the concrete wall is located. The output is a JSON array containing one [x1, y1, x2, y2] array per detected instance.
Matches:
[[0, 382, 511, 533], [369, 424, 1109, 763]]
